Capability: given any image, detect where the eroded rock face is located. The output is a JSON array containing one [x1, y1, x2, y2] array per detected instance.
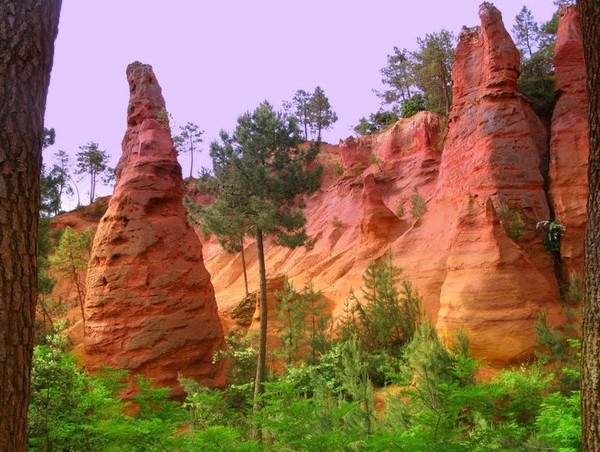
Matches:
[[434, 3, 560, 362], [84, 62, 225, 395], [549, 5, 588, 279]]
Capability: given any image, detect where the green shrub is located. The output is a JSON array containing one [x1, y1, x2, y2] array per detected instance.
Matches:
[[533, 391, 581, 452], [499, 203, 523, 241], [536, 219, 565, 254], [410, 189, 427, 218], [337, 253, 421, 359], [395, 200, 405, 218]]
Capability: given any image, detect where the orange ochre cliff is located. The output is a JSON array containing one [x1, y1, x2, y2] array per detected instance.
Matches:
[[202, 3, 586, 365], [53, 4, 587, 385], [83, 62, 225, 395]]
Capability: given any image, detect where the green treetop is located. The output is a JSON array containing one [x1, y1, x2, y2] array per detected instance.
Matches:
[[75, 142, 113, 204], [174, 121, 204, 178]]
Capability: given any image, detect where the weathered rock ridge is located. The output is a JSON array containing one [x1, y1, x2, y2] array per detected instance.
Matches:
[[549, 5, 588, 279], [203, 4, 583, 365], [84, 62, 225, 394]]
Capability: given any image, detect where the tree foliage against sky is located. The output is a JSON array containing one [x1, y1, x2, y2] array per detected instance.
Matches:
[[174, 121, 204, 178], [75, 142, 113, 204], [286, 87, 338, 141], [512, 6, 556, 87]]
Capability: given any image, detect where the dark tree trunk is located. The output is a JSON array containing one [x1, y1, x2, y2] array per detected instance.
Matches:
[[580, 0, 600, 450], [0, 1, 62, 450], [253, 228, 268, 402], [240, 241, 249, 296]]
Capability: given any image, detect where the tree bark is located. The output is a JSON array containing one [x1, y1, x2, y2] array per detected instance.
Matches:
[[580, 0, 600, 450], [253, 228, 268, 414], [0, 1, 61, 450], [240, 241, 249, 296]]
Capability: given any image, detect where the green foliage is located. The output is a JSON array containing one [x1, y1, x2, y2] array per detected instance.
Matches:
[[308, 86, 338, 140], [206, 101, 321, 248], [43, 127, 56, 149], [213, 331, 258, 408], [338, 253, 421, 360], [535, 308, 580, 393], [536, 219, 566, 254], [376, 29, 454, 116], [498, 203, 523, 241], [331, 215, 342, 227], [286, 87, 338, 141], [156, 107, 172, 132], [332, 162, 343, 178], [511, 6, 558, 122], [28, 336, 190, 451], [173, 121, 204, 178], [353, 110, 398, 135], [533, 391, 581, 451], [377, 46, 415, 107], [410, 189, 427, 218], [50, 226, 94, 326], [401, 93, 426, 118], [563, 271, 583, 304], [275, 279, 331, 365], [395, 200, 405, 218], [75, 141, 113, 204], [412, 29, 455, 114], [203, 101, 322, 410], [41, 149, 73, 216], [28, 314, 583, 451]]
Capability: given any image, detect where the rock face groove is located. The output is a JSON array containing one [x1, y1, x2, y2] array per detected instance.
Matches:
[[84, 62, 225, 395]]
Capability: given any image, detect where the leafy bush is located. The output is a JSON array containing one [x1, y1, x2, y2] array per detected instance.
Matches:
[[275, 279, 331, 365], [533, 391, 581, 451], [536, 219, 566, 254], [337, 253, 421, 359], [401, 93, 426, 118], [499, 203, 523, 241], [410, 189, 427, 218]]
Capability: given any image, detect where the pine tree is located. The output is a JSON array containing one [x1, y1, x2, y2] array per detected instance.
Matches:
[[287, 89, 312, 140], [0, 1, 62, 446], [49, 227, 93, 328], [201, 101, 321, 417], [174, 121, 204, 178], [412, 30, 455, 114], [75, 142, 113, 204], [580, 0, 600, 447], [377, 46, 415, 109], [308, 86, 338, 141], [338, 253, 421, 356]]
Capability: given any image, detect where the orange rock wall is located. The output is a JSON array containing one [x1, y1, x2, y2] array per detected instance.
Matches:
[[204, 4, 583, 365]]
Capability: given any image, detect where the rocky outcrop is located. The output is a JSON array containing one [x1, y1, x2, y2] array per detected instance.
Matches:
[[50, 3, 588, 369], [84, 62, 225, 395], [202, 4, 566, 365], [434, 3, 560, 362], [549, 5, 588, 279]]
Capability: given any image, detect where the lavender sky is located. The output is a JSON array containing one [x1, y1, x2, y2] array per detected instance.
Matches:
[[44, 0, 557, 208]]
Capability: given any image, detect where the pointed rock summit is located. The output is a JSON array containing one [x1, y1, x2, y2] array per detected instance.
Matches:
[[433, 3, 561, 362], [84, 62, 225, 395]]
